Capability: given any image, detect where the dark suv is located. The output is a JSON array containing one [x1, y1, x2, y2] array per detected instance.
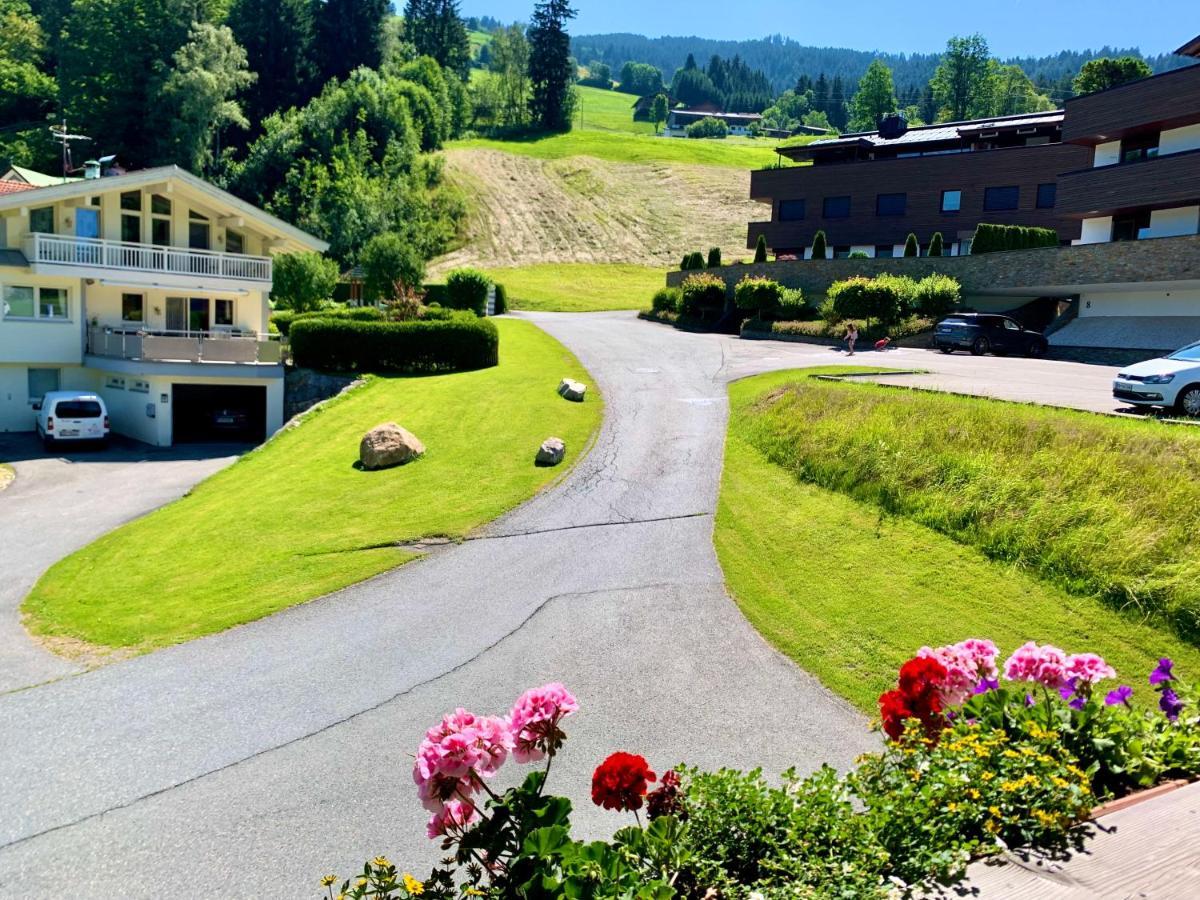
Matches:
[[934, 313, 1049, 357]]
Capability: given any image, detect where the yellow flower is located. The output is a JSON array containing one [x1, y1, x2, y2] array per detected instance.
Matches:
[[1002, 750, 1020, 759], [989, 805, 1002, 817], [980, 771, 994, 782], [373, 856, 392, 868], [465, 889, 484, 897], [1052, 777, 1070, 789], [320, 875, 337, 887], [984, 818, 1000, 834], [967, 789, 981, 800], [947, 802, 959, 812], [356, 878, 368, 888], [403, 873, 424, 895]]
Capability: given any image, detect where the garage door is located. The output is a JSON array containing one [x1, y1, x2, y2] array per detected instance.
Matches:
[[172, 384, 266, 443]]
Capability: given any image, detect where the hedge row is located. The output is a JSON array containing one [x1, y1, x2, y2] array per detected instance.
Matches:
[[271, 306, 385, 336], [970, 223, 1059, 254], [290, 313, 499, 374]]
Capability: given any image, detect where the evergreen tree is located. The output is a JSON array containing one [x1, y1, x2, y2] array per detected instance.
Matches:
[[928, 232, 944, 257], [402, 0, 471, 79], [903, 233, 919, 257], [527, 0, 576, 132], [848, 59, 896, 131], [707, 246, 721, 268], [828, 75, 848, 129], [918, 83, 938, 125], [754, 234, 767, 263], [228, 0, 316, 134], [313, 0, 388, 84], [810, 230, 827, 260]]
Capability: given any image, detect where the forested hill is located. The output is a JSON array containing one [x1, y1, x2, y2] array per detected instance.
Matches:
[[571, 32, 1194, 96]]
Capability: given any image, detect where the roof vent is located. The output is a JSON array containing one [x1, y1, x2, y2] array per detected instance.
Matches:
[[83, 159, 101, 180], [877, 113, 908, 140]]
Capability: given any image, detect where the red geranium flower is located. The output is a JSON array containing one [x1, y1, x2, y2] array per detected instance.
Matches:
[[591, 752, 656, 812], [879, 656, 948, 742]]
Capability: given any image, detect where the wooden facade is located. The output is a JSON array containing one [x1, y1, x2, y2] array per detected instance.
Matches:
[[1062, 63, 1200, 145]]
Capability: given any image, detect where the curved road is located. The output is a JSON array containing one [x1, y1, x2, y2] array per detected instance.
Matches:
[[0, 313, 1121, 897]]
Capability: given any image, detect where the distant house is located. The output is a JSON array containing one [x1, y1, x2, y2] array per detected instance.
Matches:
[[666, 109, 763, 137], [631, 93, 678, 122]]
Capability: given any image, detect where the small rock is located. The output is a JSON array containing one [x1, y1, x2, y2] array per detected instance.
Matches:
[[536, 436, 566, 466], [558, 378, 586, 402], [360, 422, 425, 470]]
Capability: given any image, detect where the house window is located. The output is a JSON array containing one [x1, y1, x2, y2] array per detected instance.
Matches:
[[215, 298, 234, 326], [152, 217, 171, 246], [40, 287, 67, 318], [875, 193, 906, 216], [941, 190, 962, 212], [130, 379, 150, 393], [29, 206, 54, 234], [121, 214, 141, 243], [151, 194, 171, 216], [1121, 132, 1159, 164], [3, 285, 68, 320], [27, 368, 59, 403], [105, 375, 126, 390], [120, 190, 141, 212], [823, 195, 851, 218], [1112, 210, 1152, 242], [122, 293, 144, 322], [779, 199, 805, 222], [874, 244, 894, 258], [188, 217, 210, 251], [983, 186, 1019, 211], [225, 230, 245, 254], [1036, 183, 1057, 209]]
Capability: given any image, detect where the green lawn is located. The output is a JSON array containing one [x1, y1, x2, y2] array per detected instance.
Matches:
[[716, 368, 1200, 713], [24, 319, 602, 652], [573, 85, 656, 135], [484, 263, 666, 312]]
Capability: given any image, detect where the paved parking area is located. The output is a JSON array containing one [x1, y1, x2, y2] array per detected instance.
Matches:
[[0, 435, 245, 693]]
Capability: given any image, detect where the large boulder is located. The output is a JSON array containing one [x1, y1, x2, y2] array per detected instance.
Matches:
[[558, 378, 587, 402], [360, 422, 425, 470], [536, 436, 566, 466]]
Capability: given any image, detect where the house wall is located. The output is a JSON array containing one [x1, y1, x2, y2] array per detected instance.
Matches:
[[84, 284, 271, 334], [1079, 287, 1200, 317], [0, 270, 83, 364]]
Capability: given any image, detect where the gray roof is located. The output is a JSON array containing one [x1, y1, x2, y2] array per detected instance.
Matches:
[[803, 110, 1064, 151], [0, 249, 28, 268]]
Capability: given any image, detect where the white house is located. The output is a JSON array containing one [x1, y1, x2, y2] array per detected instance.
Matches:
[[0, 165, 328, 445]]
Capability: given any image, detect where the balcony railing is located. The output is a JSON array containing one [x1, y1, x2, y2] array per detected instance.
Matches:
[[88, 326, 281, 365], [25, 233, 272, 282]]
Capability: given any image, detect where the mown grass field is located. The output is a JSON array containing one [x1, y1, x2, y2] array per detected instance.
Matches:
[[484, 263, 665, 312], [716, 368, 1200, 712], [24, 319, 601, 652]]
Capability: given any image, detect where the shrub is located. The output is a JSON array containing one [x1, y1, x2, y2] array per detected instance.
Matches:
[[849, 250, 869, 259], [289, 313, 498, 373], [271, 252, 339, 312], [929, 231, 944, 257], [829, 274, 915, 325], [733, 276, 784, 316], [422, 283, 449, 306], [706, 246, 722, 268], [903, 233, 920, 257], [754, 234, 768, 263], [913, 273, 961, 318], [971, 223, 1059, 254], [650, 286, 680, 314], [678, 272, 727, 320], [492, 282, 508, 314], [270, 305, 385, 337], [827, 275, 871, 320], [776, 286, 808, 320], [685, 116, 729, 139], [810, 230, 827, 260], [360, 233, 426, 301], [680, 251, 706, 271], [444, 267, 492, 316]]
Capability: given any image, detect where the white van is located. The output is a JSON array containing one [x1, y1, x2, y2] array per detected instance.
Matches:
[[34, 391, 110, 448]]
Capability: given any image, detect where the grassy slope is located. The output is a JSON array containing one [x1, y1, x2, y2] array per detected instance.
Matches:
[[483, 263, 665, 312], [716, 369, 1200, 713], [25, 320, 601, 652]]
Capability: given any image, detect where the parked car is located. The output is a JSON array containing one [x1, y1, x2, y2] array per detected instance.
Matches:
[[1112, 341, 1200, 415], [934, 313, 1049, 357], [209, 407, 250, 433], [33, 391, 110, 448]]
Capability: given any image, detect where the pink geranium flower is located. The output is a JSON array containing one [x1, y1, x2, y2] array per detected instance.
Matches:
[[1066, 652, 1116, 685], [509, 682, 579, 763], [1003, 641, 1070, 691], [917, 639, 1000, 707], [413, 707, 513, 814], [426, 798, 479, 839]]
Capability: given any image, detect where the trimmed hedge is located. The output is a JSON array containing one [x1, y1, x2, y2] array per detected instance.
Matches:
[[733, 276, 784, 314], [971, 223, 1059, 254], [493, 283, 508, 314], [271, 306, 385, 337], [290, 313, 499, 373], [651, 286, 681, 314], [445, 268, 491, 316], [678, 272, 727, 319]]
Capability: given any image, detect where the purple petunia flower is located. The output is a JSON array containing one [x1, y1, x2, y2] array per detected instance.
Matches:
[[974, 677, 1000, 695], [1160, 687, 1184, 722], [1105, 685, 1133, 707], [1150, 658, 1175, 686], [1024, 693, 1036, 707]]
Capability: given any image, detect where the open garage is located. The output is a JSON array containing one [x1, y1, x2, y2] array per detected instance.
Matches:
[[171, 383, 266, 443]]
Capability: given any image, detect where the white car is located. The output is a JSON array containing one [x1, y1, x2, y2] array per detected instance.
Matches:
[[34, 391, 110, 448], [1113, 342, 1200, 415]]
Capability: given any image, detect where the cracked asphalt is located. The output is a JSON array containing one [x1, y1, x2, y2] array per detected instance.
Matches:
[[0, 312, 1125, 897]]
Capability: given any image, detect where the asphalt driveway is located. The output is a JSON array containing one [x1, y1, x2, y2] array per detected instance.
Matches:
[[0, 313, 1131, 897], [0, 435, 245, 693]]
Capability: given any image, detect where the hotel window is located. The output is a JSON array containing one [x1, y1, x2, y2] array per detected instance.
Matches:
[[823, 195, 851, 218], [29, 206, 54, 234], [983, 186, 1019, 211], [1036, 183, 1057, 209], [874, 245, 894, 258], [779, 199, 806, 222], [122, 293, 145, 323], [1121, 132, 1159, 164], [875, 193, 906, 216], [941, 189, 962, 213], [215, 298, 234, 326], [3, 285, 68, 320], [225, 230, 245, 254]]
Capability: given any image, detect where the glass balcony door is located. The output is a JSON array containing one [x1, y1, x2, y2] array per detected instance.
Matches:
[[165, 297, 211, 335]]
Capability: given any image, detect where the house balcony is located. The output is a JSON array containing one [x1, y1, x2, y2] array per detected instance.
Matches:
[[88, 326, 281, 365], [24, 233, 272, 284], [1058, 148, 1200, 218]]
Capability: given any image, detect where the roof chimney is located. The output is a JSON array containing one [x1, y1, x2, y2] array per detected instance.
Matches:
[[83, 160, 101, 180]]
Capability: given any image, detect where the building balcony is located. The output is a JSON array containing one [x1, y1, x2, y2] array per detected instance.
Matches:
[[88, 326, 281, 365], [24, 233, 272, 284], [1063, 64, 1200, 145], [1058, 148, 1200, 218]]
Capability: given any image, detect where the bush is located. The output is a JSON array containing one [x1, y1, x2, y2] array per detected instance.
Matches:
[[776, 286, 808, 321], [271, 252, 339, 312], [971, 223, 1059, 254], [733, 276, 784, 316], [422, 283, 449, 306], [493, 282, 508, 314], [913, 273, 961, 318], [829, 274, 915, 326], [680, 251, 706, 271], [929, 231, 944, 257], [810, 230, 827, 260], [270, 305, 385, 337], [754, 234, 768, 263], [685, 116, 729, 139], [651, 286, 680, 314], [849, 250, 869, 259], [678, 272, 727, 320], [360, 233, 426, 301], [289, 313, 499, 373], [903, 233, 919, 257], [706, 246, 722, 268], [827, 276, 871, 320], [445, 267, 492, 316]]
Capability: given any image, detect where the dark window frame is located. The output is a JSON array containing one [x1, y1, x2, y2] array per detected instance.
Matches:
[[983, 185, 1020, 211], [29, 206, 54, 235], [1036, 183, 1057, 209], [822, 195, 851, 219], [940, 189, 962, 213], [778, 199, 806, 222], [121, 292, 144, 323], [875, 192, 907, 216]]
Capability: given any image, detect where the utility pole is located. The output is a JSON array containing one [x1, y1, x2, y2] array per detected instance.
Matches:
[[49, 120, 91, 182]]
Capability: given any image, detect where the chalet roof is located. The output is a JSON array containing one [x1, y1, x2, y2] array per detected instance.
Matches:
[[0, 180, 39, 195], [669, 109, 763, 122], [1176, 33, 1200, 58], [2, 165, 79, 186]]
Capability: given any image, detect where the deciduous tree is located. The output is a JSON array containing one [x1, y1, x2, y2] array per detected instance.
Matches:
[[848, 59, 896, 132], [930, 34, 991, 121], [1072, 56, 1152, 95]]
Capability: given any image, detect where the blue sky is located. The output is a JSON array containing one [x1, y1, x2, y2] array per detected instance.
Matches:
[[458, 0, 1195, 58]]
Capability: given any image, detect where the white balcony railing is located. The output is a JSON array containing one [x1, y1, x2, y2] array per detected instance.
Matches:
[[88, 326, 282, 365], [24, 233, 272, 282]]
